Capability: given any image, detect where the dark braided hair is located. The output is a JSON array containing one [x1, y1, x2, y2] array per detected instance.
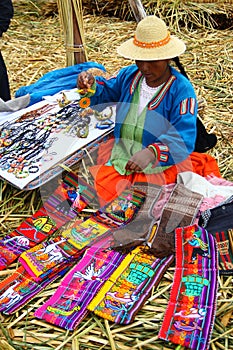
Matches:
[[171, 57, 217, 152], [172, 56, 189, 80]]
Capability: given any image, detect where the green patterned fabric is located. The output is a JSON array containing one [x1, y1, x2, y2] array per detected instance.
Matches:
[[110, 79, 170, 175]]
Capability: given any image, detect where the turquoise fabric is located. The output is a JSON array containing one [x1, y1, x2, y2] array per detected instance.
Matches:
[[15, 61, 106, 106]]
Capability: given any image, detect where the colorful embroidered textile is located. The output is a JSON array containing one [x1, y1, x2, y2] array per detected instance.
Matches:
[[0, 263, 73, 314], [0, 187, 145, 318], [19, 187, 146, 279], [212, 229, 233, 274], [62, 217, 110, 250], [19, 233, 84, 280], [199, 200, 233, 275], [148, 184, 203, 257], [112, 183, 161, 249], [0, 208, 57, 271], [34, 237, 126, 330], [0, 171, 95, 271], [88, 246, 173, 324], [45, 171, 96, 223], [94, 188, 146, 228], [159, 224, 218, 350]]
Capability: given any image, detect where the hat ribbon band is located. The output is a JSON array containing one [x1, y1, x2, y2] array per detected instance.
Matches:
[[133, 32, 170, 48]]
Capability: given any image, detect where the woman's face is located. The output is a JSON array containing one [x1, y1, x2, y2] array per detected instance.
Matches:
[[135, 59, 171, 87]]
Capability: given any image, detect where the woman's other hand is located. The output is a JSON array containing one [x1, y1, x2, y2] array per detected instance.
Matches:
[[125, 148, 156, 173]]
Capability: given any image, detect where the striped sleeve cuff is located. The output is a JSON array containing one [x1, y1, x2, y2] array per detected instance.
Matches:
[[148, 142, 169, 168]]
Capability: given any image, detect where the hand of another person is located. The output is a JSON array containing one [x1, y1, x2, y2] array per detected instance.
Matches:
[[125, 148, 156, 173], [77, 71, 95, 94]]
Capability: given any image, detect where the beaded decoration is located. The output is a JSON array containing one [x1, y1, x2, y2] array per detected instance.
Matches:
[[133, 32, 170, 48], [79, 97, 91, 109], [147, 142, 170, 168], [0, 102, 91, 179]]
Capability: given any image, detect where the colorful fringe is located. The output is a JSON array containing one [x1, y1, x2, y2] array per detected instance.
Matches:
[[159, 224, 218, 350]]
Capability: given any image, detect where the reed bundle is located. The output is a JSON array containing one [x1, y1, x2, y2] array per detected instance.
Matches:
[[57, 0, 87, 65], [26, 1, 233, 29]]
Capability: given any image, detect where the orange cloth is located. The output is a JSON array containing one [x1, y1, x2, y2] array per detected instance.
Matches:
[[188, 151, 221, 177], [89, 138, 221, 205]]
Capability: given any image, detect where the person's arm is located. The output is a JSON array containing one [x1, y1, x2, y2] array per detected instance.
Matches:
[[0, 0, 14, 37], [125, 81, 197, 171], [157, 95, 197, 165], [142, 71, 198, 167], [77, 66, 136, 106]]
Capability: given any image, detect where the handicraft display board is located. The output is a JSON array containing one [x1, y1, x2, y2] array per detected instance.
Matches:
[[0, 90, 115, 189]]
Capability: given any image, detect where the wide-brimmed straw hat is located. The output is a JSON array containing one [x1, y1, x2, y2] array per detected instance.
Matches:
[[117, 15, 186, 61]]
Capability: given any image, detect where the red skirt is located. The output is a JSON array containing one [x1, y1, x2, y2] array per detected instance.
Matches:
[[89, 138, 221, 205]]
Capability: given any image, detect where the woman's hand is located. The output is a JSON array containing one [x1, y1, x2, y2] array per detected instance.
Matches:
[[77, 71, 95, 94], [125, 148, 156, 173]]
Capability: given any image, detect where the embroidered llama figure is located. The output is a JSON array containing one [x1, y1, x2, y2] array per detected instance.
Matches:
[[0, 281, 23, 309], [35, 237, 66, 263]]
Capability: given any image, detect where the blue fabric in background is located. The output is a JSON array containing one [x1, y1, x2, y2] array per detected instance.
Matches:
[[15, 61, 106, 106]]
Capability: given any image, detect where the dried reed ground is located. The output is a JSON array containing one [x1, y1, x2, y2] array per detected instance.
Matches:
[[0, 3, 232, 350]]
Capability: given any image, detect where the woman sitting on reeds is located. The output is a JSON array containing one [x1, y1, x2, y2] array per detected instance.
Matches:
[[77, 15, 220, 205]]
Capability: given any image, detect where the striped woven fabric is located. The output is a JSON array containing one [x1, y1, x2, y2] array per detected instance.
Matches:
[[0, 171, 95, 271], [18, 187, 146, 279], [159, 224, 218, 350], [34, 237, 126, 330], [0, 262, 74, 315], [88, 246, 173, 324]]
